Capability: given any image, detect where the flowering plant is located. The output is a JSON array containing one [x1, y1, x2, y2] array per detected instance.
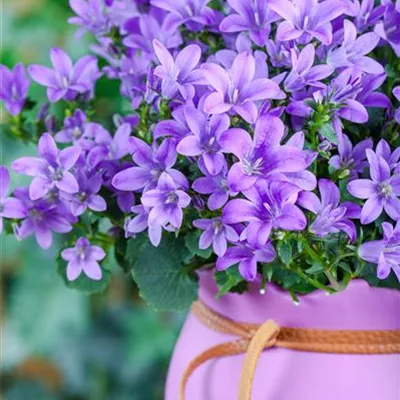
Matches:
[[1, 0, 400, 310]]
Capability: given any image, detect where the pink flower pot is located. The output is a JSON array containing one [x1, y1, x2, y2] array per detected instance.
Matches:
[[165, 271, 400, 400]]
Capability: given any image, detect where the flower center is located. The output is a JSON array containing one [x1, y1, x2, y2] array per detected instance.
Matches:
[[185, 5, 194, 17], [242, 157, 263, 175], [231, 88, 239, 104], [77, 192, 87, 202], [165, 191, 178, 204], [72, 127, 82, 139], [11, 84, 18, 100], [213, 219, 223, 235], [77, 246, 88, 260], [62, 76, 69, 89], [50, 167, 64, 181], [378, 182, 392, 198], [29, 208, 42, 221]]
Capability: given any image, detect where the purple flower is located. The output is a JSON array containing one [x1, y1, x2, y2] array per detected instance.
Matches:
[[313, 68, 368, 126], [284, 44, 334, 92], [118, 54, 151, 108], [153, 105, 191, 141], [125, 205, 150, 237], [112, 137, 187, 192], [201, 52, 284, 123], [0, 63, 30, 115], [329, 133, 372, 179], [123, 11, 182, 54], [216, 241, 276, 281], [219, 0, 280, 46], [193, 217, 239, 256], [192, 160, 236, 210], [265, 39, 292, 68], [176, 106, 229, 175], [347, 149, 400, 224], [64, 170, 106, 216], [61, 237, 105, 281], [375, 1, 400, 56], [54, 109, 110, 150], [269, 0, 347, 45], [298, 179, 361, 241], [355, 72, 391, 109], [327, 20, 383, 74], [151, 0, 220, 31], [394, 86, 400, 124], [375, 139, 400, 174], [359, 221, 400, 281], [12, 133, 81, 201], [0, 166, 26, 233], [219, 116, 308, 192], [223, 180, 306, 247], [141, 172, 191, 246], [153, 40, 204, 100], [69, 0, 111, 37], [13, 187, 74, 249], [28, 48, 100, 102], [345, 0, 385, 32], [87, 123, 131, 168]]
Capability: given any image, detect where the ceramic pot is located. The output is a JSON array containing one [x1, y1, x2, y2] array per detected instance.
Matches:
[[165, 271, 400, 400]]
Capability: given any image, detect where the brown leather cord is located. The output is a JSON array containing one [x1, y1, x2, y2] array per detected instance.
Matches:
[[179, 300, 400, 400]]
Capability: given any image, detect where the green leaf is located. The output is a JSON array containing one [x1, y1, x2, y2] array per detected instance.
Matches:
[[185, 231, 213, 259], [57, 257, 111, 295], [319, 122, 337, 144], [278, 241, 292, 265], [126, 234, 149, 269], [215, 268, 247, 297], [132, 236, 198, 311], [305, 262, 325, 275]]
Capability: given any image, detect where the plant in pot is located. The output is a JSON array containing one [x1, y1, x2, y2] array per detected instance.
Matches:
[[1, 0, 400, 399]]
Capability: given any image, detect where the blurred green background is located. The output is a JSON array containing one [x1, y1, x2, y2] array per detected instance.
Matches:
[[0, 1, 184, 399]]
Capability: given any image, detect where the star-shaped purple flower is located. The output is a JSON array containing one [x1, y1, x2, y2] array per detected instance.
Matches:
[[223, 180, 306, 247], [192, 159, 236, 210], [61, 237, 105, 281], [329, 133, 372, 179], [0, 63, 30, 116], [327, 20, 383, 74], [12, 133, 81, 201], [123, 9, 183, 54], [152, 40, 204, 100], [219, 0, 280, 46], [141, 172, 191, 246], [269, 0, 347, 45], [284, 44, 334, 92], [219, 116, 309, 192], [13, 187, 74, 249], [176, 106, 230, 175], [298, 179, 361, 241], [69, 0, 112, 37], [216, 241, 276, 281], [193, 217, 239, 257], [151, 0, 220, 31], [64, 170, 106, 216], [347, 149, 400, 224], [112, 137, 187, 193], [201, 51, 284, 123], [54, 109, 110, 151], [28, 48, 100, 102], [0, 166, 26, 233], [359, 221, 400, 282]]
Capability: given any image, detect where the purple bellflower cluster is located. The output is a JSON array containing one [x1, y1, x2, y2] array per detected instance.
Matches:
[[1, 0, 400, 302]]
